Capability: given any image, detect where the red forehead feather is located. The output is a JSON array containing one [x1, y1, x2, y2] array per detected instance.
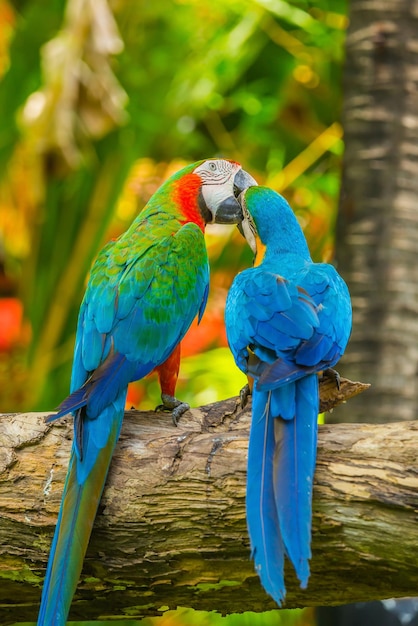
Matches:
[[172, 172, 205, 231]]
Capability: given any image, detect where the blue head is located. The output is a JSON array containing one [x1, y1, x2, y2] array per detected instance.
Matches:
[[239, 186, 311, 265]]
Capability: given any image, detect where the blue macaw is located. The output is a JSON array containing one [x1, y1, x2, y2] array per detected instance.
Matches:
[[225, 186, 352, 605], [37, 159, 257, 626]]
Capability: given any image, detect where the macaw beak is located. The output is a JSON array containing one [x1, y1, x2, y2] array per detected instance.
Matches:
[[234, 168, 259, 197], [236, 189, 257, 255], [203, 168, 258, 224]]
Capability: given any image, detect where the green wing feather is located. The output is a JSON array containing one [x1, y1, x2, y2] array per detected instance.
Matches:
[[72, 213, 209, 390]]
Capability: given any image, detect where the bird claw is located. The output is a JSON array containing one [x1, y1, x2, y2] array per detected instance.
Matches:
[[155, 393, 190, 426], [239, 383, 252, 409], [321, 368, 341, 390]]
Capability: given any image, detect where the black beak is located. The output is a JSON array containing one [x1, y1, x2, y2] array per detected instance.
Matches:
[[214, 168, 258, 224]]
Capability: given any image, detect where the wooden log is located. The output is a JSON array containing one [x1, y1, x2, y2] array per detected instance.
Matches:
[[2, 380, 418, 623]]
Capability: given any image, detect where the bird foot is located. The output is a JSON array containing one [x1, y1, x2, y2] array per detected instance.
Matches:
[[321, 368, 341, 390], [155, 394, 190, 426], [239, 383, 252, 409]]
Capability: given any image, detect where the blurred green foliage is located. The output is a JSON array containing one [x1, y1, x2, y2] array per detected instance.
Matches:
[[2, 2, 347, 622], [0, 0, 347, 414], [14, 605, 312, 626]]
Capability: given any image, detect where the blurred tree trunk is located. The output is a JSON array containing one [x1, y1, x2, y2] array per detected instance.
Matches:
[[334, 0, 418, 424], [321, 2, 418, 625]]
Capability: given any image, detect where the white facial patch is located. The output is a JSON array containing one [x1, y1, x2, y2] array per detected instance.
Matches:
[[194, 159, 241, 220], [200, 184, 232, 215], [194, 159, 240, 185]]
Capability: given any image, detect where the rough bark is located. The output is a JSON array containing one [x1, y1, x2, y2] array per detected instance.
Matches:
[[335, 0, 418, 423], [1, 388, 418, 623]]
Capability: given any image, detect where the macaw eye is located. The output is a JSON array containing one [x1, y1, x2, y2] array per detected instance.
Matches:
[[208, 162, 217, 171]]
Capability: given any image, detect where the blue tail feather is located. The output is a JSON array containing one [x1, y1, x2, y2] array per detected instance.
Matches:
[[37, 393, 125, 626], [246, 375, 318, 603], [246, 390, 286, 605], [272, 374, 318, 588]]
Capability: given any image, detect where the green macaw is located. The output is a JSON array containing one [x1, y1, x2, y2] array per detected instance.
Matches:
[[37, 158, 257, 626]]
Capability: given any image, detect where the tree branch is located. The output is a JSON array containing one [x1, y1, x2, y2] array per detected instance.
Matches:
[[2, 379, 417, 624]]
